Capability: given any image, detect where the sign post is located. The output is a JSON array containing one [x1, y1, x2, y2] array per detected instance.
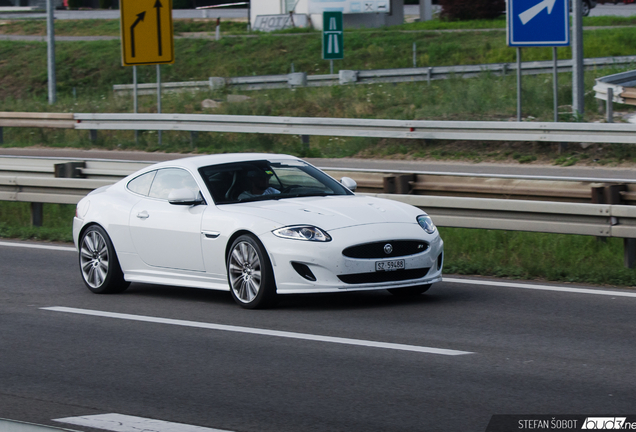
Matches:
[[120, 0, 174, 145], [507, 0, 570, 121]]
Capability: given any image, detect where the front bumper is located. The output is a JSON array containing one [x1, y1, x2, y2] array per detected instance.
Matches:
[[261, 223, 444, 294]]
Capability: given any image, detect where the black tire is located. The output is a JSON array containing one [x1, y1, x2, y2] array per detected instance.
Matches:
[[387, 284, 432, 297], [227, 234, 277, 309], [582, 0, 591, 16], [79, 225, 129, 294]]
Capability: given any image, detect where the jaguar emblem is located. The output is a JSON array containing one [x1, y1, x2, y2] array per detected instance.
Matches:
[[384, 243, 393, 254]]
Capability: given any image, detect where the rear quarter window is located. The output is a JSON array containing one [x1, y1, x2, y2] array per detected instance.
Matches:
[[127, 171, 156, 196]]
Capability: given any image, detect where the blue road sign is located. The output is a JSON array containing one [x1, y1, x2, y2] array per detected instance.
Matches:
[[507, 0, 570, 47]]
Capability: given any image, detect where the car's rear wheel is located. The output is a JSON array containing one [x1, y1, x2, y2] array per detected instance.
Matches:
[[79, 225, 129, 294], [387, 284, 431, 296], [227, 234, 277, 309]]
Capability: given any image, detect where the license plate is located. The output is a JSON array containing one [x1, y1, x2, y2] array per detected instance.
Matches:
[[375, 259, 405, 272]]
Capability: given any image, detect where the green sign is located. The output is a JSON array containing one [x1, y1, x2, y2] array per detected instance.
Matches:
[[322, 11, 343, 60]]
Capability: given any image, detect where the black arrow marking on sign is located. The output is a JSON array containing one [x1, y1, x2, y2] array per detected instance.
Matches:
[[130, 11, 146, 58], [154, 0, 163, 56]]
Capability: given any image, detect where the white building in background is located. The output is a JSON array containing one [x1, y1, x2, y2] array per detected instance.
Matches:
[[250, 0, 404, 31]]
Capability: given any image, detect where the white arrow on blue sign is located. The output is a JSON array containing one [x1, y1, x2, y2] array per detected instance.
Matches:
[[507, 0, 570, 46]]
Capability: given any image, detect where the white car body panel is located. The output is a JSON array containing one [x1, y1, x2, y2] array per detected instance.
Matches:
[[73, 153, 444, 298]]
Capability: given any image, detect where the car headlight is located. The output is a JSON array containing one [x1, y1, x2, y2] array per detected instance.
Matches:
[[272, 225, 332, 242], [417, 215, 436, 234]]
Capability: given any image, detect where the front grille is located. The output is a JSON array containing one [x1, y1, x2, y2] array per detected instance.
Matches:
[[342, 240, 429, 259], [337, 268, 430, 284]]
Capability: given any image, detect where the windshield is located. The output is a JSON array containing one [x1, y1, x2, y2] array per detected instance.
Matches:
[[198, 159, 354, 205]]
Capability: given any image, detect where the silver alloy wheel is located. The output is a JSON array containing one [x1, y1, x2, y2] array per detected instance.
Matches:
[[228, 241, 262, 303], [80, 230, 110, 289]]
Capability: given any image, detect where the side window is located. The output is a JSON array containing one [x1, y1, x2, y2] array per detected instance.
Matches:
[[127, 171, 156, 196], [148, 168, 200, 200]]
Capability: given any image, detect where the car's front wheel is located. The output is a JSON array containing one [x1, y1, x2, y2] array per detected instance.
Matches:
[[387, 284, 431, 296], [79, 225, 129, 294], [227, 234, 277, 309]]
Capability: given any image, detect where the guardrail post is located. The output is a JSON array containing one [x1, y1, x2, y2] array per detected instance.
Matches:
[[0, 126, 3, 144], [31, 203, 43, 227], [89, 130, 97, 142], [602, 183, 636, 268], [209, 77, 226, 90], [625, 238, 636, 268], [427, 67, 432, 85], [606, 87, 614, 123], [396, 174, 414, 194], [54, 161, 86, 178], [592, 185, 607, 243], [190, 131, 198, 148], [339, 70, 358, 85], [383, 176, 396, 193], [301, 135, 310, 150], [288, 72, 308, 88]]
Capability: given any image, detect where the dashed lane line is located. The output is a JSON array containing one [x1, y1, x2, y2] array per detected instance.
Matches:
[[41, 306, 473, 356], [54, 413, 233, 432]]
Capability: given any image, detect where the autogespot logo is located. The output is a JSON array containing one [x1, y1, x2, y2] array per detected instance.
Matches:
[[582, 417, 630, 429]]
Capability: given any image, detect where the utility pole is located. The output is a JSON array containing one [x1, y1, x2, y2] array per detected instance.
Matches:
[[46, 0, 56, 104]]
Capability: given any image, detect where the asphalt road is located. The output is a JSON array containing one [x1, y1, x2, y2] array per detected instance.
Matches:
[[1, 240, 635, 432]]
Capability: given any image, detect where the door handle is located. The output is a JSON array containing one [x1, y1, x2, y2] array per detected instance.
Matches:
[[136, 211, 149, 219]]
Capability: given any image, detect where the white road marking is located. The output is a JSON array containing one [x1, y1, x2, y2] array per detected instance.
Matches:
[[0, 240, 75, 252], [41, 306, 473, 356], [54, 413, 233, 432], [444, 277, 636, 298]]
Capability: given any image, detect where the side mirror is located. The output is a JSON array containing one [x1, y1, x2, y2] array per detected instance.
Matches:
[[340, 177, 357, 192], [168, 189, 204, 206]]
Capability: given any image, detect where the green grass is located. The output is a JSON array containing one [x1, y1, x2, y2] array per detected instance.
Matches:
[[3, 67, 636, 165], [442, 227, 636, 287], [2, 14, 635, 37], [0, 18, 248, 36], [0, 202, 74, 242]]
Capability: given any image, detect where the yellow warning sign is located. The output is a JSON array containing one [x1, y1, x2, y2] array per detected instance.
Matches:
[[120, 0, 174, 66]]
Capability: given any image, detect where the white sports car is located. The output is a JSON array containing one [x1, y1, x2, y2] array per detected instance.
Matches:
[[73, 153, 444, 308]]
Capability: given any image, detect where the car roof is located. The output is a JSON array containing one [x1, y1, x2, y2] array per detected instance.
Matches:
[[147, 153, 301, 172]]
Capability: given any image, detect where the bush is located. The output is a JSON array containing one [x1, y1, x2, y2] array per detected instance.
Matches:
[[67, 0, 82, 9], [99, 0, 112, 8], [439, 0, 505, 20]]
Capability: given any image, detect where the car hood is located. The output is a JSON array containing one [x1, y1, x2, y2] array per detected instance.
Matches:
[[221, 195, 421, 231]]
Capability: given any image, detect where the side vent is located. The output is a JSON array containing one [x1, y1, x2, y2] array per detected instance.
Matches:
[[291, 262, 317, 282]]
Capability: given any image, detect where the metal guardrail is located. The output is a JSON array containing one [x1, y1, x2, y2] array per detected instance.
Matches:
[[72, 113, 636, 145], [0, 170, 633, 238], [3, 155, 636, 266], [0, 112, 75, 128], [0, 156, 612, 203], [593, 69, 636, 105], [5, 111, 636, 145], [112, 55, 636, 94]]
